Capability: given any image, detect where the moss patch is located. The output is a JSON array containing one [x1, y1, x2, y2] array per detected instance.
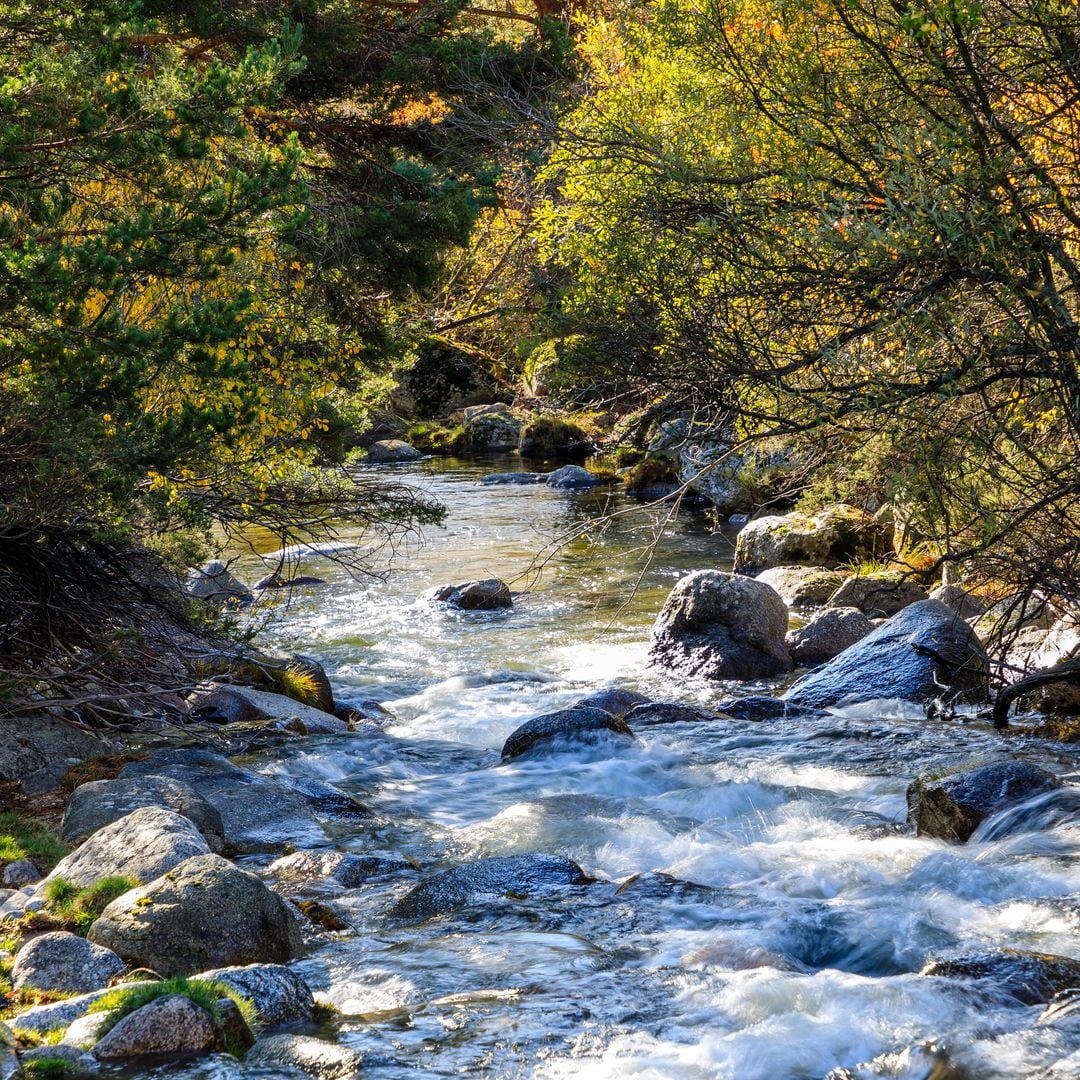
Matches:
[[406, 421, 469, 454], [0, 814, 68, 874]]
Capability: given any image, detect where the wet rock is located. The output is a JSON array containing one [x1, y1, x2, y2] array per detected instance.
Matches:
[[907, 760, 1062, 842], [828, 572, 927, 617], [786, 607, 875, 666], [733, 504, 890, 575], [276, 776, 370, 819], [88, 853, 304, 977], [268, 851, 410, 889], [297, 898, 350, 931], [649, 571, 791, 680], [501, 706, 635, 760], [91, 993, 221, 1060], [11, 984, 154, 1036], [482, 472, 549, 485], [62, 776, 226, 853], [754, 566, 847, 608], [19, 1044, 98, 1074], [572, 688, 651, 719], [930, 584, 986, 620], [546, 465, 601, 489], [717, 695, 829, 721], [783, 600, 989, 709], [0, 714, 113, 786], [253, 573, 326, 591], [426, 578, 513, 611], [203, 686, 347, 736], [2, 858, 40, 887], [120, 751, 327, 855], [12, 932, 125, 993], [196, 964, 314, 1026], [390, 854, 591, 922], [365, 439, 422, 463], [464, 403, 522, 451], [624, 703, 720, 726], [184, 560, 252, 605], [920, 949, 1080, 1005], [42, 807, 210, 890], [245, 1034, 365, 1079]]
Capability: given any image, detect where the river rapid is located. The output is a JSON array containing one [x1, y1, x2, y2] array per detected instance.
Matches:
[[203, 456, 1080, 1079]]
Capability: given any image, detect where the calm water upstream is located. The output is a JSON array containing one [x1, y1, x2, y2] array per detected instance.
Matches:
[[184, 456, 1080, 1078]]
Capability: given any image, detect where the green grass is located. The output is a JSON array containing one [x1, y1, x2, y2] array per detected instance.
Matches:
[[0, 813, 68, 873], [43, 875, 138, 935], [89, 976, 260, 1057], [21, 1059, 76, 1078]]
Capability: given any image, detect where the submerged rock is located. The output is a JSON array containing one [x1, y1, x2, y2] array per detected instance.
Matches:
[[89, 853, 304, 977], [921, 949, 1080, 1005], [390, 854, 591, 922], [907, 760, 1062, 842], [624, 702, 720, 726], [501, 706, 635, 760], [43, 806, 210, 890], [754, 565, 847, 608], [828, 572, 927, 617], [121, 751, 327, 855], [649, 571, 791, 680], [482, 472, 549, 485], [783, 600, 988, 709], [275, 776, 370, 819], [787, 607, 875, 666], [92, 993, 222, 1060], [62, 776, 225, 852], [253, 572, 327, 590], [572, 688, 651, 719], [245, 1034, 364, 1079], [425, 578, 513, 611], [12, 931, 124, 993], [366, 439, 422, 463], [546, 465, 601, 489], [717, 695, 829, 721]]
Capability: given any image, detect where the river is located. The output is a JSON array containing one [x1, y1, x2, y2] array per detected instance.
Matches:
[[192, 455, 1080, 1078]]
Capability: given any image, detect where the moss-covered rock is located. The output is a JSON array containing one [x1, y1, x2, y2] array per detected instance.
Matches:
[[518, 416, 592, 459]]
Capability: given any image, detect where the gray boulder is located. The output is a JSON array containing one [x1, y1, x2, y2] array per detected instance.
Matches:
[[0, 714, 112, 786], [920, 949, 1080, 1005], [120, 751, 326, 855], [196, 964, 314, 1026], [464, 403, 522, 451], [184, 560, 252, 605], [88, 853, 304, 977], [718, 695, 829, 722], [783, 600, 989, 709], [268, 850, 410, 889], [786, 607, 874, 667], [501, 707, 635, 760], [828, 572, 927, 617], [2, 859, 39, 888], [62, 776, 225, 852], [755, 566, 847, 608], [482, 472, 548, 485], [546, 465, 601, 489], [205, 686, 347, 735], [907, 761, 1062, 842], [425, 579, 513, 611], [572, 688, 651, 719], [733, 504, 890, 575], [366, 439, 422, 463], [12, 932, 125, 993], [42, 807, 210, 890], [930, 584, 986, 620], [246, 1034, 364, 1079], [92, 994, 221, 1060], [60, 1011, 112, 1048], [649, 571, 792, 680], [390, 854, 591, 922]]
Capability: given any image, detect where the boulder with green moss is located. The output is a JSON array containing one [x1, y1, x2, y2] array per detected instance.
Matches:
[[91, 993, 224, 1060], [462, 404, 522, 451], [518, 416, 591, 458]]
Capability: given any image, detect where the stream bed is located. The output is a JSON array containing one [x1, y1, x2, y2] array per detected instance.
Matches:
[[197, 456, 1080, 1078]]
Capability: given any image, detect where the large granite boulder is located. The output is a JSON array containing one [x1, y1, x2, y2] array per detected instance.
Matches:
[[245, 1034, 365, 1079], [62, 776, 225, 852], [733, 504, 890, 575], [649, 571, 791, 680], [91, 994, 223, 1060], [0, 714, 112, 786], [907, 760, 1062, 842], [424, 579, 513, 611], [501, 707, 635, 760], [920, 949, 1080, 1005], [88, 853, 304, 977], [828, 572, 927, 617], [12, 931, 124, 993], [120, 750, 326, 855], [195, 964, 314, 1026], [755, 566, 847, 609], [786, 607, 875, 667], [366, 440, 422, 463], [42, 807, 210, 891], [464, 403, 522, 451], [783, 600, 989, 709], [390, 854, 591, 922], [192, 686, 347, 736]]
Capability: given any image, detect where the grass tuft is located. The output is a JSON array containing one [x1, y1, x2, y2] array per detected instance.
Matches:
[[43, 875, 138, 935], [0, 813, 68, 873]]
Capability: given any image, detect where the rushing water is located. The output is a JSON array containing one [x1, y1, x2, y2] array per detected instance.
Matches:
[[206, 456, 1080, 1079]]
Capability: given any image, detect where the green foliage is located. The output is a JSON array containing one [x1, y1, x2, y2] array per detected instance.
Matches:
[[90, 976, 259, 1043], [43, 875, 138, 934], [20, 1059, 76, 1078], [519, 416, 590, 458], [0, 814, 68, 873], [406, 421, 470, 455], [625, 459, 678, 493]]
